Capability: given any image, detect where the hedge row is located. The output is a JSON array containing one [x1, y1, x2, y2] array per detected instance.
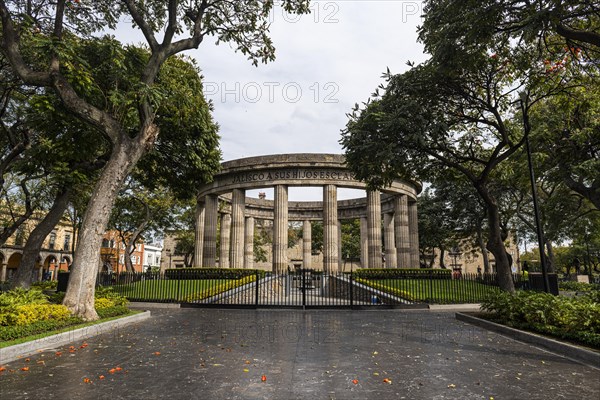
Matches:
[[354, 268, 451, 279], [481, 290, 600, 349], [164, 268, 265, 280]]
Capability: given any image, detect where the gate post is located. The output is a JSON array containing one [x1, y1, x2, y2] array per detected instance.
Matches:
[[255, 270, 260, 306], [350, 271, 354, 308]]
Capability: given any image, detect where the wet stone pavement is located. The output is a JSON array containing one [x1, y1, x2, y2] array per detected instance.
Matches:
[[1, 308, 599, 400]]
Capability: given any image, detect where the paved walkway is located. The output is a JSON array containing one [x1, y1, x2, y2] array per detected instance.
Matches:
[[1, 309, 598, 399]]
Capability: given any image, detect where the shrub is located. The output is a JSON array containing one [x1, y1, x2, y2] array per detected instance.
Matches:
[[0, 317, 82, 341], [165, 268, 265, 280], [481, 290, 600, 348], [559, 281, 600, 292], [354, 268, 451, 280], [0, 303, 71, 326], [95, 287, 128, 306], [354, 278, 415, 301], [0, 287, 48, 307], [32, 281, 58, 291], [96, 305, 130, 319]]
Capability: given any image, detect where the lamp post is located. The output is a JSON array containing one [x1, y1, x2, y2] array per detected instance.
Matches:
[[519, 93, 550, 293]]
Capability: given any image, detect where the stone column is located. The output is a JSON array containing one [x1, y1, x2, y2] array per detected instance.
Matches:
[[384, 213, 397, 268], [323, 184, 339, 273], [193, 200, 205, 267], [219, 213, 231, 268], [338, 220, 343, 271], [244, 217, 254, 269], [230, 189, 246, 268], [202, 194, 218, 267], [303, 220, 312, 269], [367, 190, 382, 269], [395, 195, 411, 268], [0, 262, 6, 282], [409, 200, 420, 267], [360, 217, 368, 268], [273, 185, 288, 273]]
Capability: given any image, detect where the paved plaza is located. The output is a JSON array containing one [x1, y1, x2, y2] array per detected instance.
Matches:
[[1, 308, 599, 399]]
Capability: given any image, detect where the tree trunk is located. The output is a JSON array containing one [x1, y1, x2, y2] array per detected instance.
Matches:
[[63, 128, 157, 321], [439, 247, 445, 268], [476, 186, 515, 293], [123, 198, 150, 273], [477, 228, 491, 273], [11, 188, 71, 289]]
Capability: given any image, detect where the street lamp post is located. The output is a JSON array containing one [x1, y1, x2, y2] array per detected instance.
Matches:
[[520, 94, 551, 293]]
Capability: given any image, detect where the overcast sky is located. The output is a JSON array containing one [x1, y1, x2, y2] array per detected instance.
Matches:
[[118, 1, 428, 200], [194, 1, 428, 161]]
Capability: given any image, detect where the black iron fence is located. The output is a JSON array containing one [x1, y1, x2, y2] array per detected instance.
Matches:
[[96, 268, 518, 308]]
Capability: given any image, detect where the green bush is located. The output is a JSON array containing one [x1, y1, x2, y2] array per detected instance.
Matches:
[[354, 268, 451, 280], [559, 281, 600, 292], [95, 287, 128, 306], [165, 268, 265, 280], [481, 290, 600, 348], [96, 305, 130, 319], [0, 317, 83, 341], [32, 281, 58, 290], [0, 287, 48, 307]]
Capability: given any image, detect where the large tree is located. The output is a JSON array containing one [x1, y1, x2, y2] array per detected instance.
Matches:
[[0, 0, 310, 319]]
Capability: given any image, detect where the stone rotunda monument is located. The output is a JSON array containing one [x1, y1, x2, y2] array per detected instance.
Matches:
[[193, 154, 421, 273]]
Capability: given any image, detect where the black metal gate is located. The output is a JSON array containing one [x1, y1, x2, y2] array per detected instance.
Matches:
[[98, 269, 504, 309]]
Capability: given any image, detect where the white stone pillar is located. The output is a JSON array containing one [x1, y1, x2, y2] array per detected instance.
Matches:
[[194, 200, 205, 267], [273, 185, 288, 273], [230, 189, 246, 268], [244, 217, 255, 269], [409, 200, 420, 267], [0, 262, 6, 282], [395, 195, 411, 268], [202, 194, 218, 267], [367, 190, 383, 269], [303, 220, 312, 270], [384, 213, 397, 268], [323, 185, 339, 273], [219, 213, 231, 268], [360, 217, 368, 268]]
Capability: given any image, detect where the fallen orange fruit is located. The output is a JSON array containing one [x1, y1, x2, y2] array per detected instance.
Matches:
[[261, 375, 267, 382], [83, 378, 91, 383], [154, 352, 161, 355], [99, 375, 105, 380], [109, 368, 116, 374], [115, 367, 122, 372], [352, 379, 359, 384], [383, 378, 392, 384], [21, 367, 30, 371], [55, 352, 62, 356]]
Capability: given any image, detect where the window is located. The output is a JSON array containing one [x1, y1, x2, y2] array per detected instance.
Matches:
[[48, 232, 56, 249], [102, 239, 110, 248], [64, 234, 71, 251], [131, 255, 136, 264]]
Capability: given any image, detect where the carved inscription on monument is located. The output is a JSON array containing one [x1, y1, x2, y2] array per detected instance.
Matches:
[[232, 169, 355, 184]]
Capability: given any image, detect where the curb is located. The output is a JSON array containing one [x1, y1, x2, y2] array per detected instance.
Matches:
[[0, 311, 151, 365], [429, 304, 481, 312], [129, 302, 181, 309], [456, 312, 600, 369]]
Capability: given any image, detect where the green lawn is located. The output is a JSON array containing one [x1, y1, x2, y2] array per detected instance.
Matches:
[[357, 278, 500, 304], [106, 277, 255, 302]]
